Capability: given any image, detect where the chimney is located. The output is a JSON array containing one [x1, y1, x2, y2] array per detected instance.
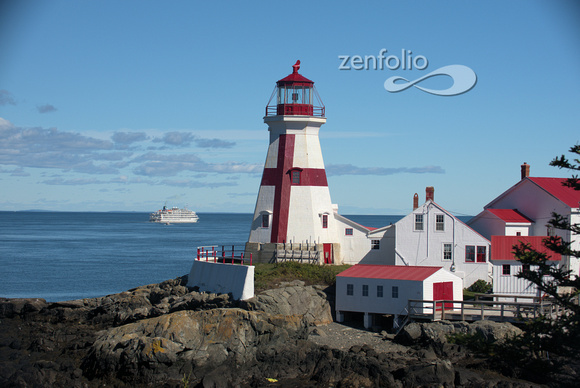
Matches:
[[413, 193, 419, 210], [426, 186, 434, 202], [521, 162, 530, 180]]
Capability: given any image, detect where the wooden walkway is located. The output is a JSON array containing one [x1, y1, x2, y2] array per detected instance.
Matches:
[[406, 294, 564, 323]]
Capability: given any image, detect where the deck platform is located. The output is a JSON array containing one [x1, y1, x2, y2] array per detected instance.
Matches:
[[406, 294, 564, 323]]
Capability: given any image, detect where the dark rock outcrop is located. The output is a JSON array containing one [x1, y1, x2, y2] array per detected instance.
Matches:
[[395, 319, 523, 348], [83, 308, 306, 385], [0, 276, 567, 387]]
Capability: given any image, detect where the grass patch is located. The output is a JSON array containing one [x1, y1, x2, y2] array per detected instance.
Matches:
[[254, 262, 351, 291]]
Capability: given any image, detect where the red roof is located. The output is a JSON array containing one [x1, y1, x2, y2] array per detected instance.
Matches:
[[337, 265, 442, 281], [487, 209, 533, 223], [529, 177, 580, 208], [491, 235, 561, 261]]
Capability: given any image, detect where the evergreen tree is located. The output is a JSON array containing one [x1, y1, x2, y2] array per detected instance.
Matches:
[[505, 145, 580, 380]]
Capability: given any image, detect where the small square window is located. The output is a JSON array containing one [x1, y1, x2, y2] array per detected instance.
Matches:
[[291, 170, 300, 185], [443, 243, 452, 261], [261, 214, 269, 228], [415, 214, 424, 231], [345, 228, 353, 236], [436, 214, 444, 231], [322, 214, 328, 229], [392, 286, 399, 298], [377, 285, 383, 298], [502, 264, 511, 276], [522, 264, 531, 274], [465, 245, 475, 262], [371, 240, 380, 250], [362, 285, 368, 297], [347, 284, 353, 295]]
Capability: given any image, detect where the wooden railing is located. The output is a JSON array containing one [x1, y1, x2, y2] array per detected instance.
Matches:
[[407, 298, 564, 322]]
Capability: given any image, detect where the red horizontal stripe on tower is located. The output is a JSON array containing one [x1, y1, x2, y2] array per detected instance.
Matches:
[[261, 168, 328, 186]]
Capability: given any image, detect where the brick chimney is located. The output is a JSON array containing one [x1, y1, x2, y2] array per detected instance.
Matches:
[[426, 186, 434, 202], [521, 162, 530, 180], [413, 193, 419, 210]]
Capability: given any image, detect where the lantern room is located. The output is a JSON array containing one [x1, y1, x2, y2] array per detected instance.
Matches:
[[265, 60, 325, 117]]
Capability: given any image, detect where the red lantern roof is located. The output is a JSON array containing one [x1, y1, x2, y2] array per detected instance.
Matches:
[[276, 60, 314, 86]]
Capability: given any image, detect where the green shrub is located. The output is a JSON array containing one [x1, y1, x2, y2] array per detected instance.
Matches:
[[467, 279, 492, 294]]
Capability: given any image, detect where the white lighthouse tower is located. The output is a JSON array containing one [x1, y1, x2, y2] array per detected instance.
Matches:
[[246, 61, 339, 263]]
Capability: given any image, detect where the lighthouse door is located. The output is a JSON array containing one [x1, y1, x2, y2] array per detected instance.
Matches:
[[323, 244, 333, 264]]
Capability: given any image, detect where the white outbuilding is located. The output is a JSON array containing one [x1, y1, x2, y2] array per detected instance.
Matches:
[[335, 264, 463, 329]]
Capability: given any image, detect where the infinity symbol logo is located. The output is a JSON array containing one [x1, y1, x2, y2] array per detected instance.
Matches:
[[384, 65, 477, 96]]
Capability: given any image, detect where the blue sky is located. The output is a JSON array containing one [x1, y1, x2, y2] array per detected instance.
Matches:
[[1, 0, 579, 215]]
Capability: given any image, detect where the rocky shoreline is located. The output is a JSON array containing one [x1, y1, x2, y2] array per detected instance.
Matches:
[[0, 276, 574, 387]]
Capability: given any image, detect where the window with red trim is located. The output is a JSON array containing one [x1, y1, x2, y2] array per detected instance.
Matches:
[[465, 245, 475, 262], [345, 228, 353, 236], [322, 214, 328, 228], [476, 246, 486, 262], [502, 264, 511, 275]]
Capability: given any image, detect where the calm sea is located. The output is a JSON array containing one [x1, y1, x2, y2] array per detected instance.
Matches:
[[0, 211, 403, 302]]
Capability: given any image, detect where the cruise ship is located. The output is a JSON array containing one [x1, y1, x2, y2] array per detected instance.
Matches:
[[149, 205, 199, 223]]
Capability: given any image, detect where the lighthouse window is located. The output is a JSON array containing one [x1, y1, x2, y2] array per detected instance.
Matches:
[[322, 214, 328, 228], [261, 214, 269, 228], [291, 170, 301, 184]]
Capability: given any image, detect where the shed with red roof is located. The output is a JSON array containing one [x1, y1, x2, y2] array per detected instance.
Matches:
[[335, 264, 462, 329]]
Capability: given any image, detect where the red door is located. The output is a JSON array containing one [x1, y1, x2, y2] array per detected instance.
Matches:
[[323, 244, 333, 264], [433, 282, 453, 311]]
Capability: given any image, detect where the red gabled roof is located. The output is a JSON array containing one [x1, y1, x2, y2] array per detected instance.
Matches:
[[491, 235, 561, 261], [528, 177, 580, 208], [487, 209, 533, 223], [337, 265, 442, 281]]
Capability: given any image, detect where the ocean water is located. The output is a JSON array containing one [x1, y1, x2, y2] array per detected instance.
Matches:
[[0, 211, 403, 302]]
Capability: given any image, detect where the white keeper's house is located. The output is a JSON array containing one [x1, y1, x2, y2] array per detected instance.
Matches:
[[468, 163, 580, 279], [355, 187, 492, 288]]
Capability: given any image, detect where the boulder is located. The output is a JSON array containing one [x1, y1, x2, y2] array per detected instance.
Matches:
[[242, 284, 333, 326]]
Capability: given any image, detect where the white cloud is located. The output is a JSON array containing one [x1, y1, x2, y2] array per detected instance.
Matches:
[[326, 164, 445, 176]]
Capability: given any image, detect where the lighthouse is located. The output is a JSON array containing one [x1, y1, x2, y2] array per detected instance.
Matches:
[[246, 61, 340, 263]]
